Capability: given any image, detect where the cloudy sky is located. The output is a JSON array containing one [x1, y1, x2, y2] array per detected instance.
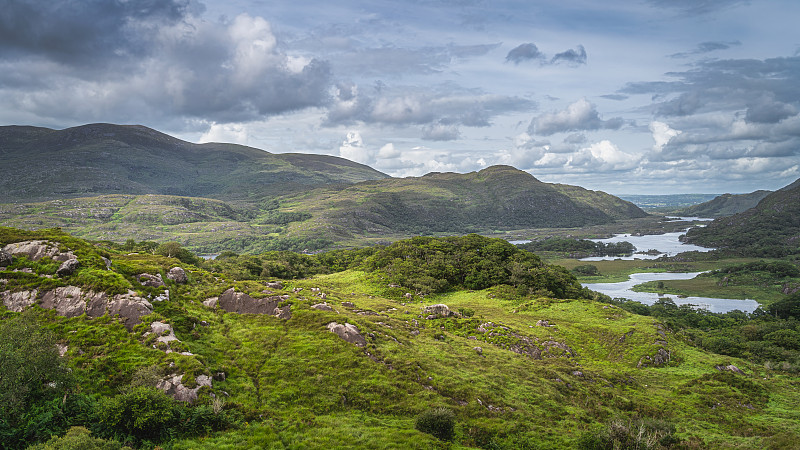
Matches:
[[2, 0, 799, 194]]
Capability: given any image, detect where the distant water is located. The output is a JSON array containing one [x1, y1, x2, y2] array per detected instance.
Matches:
[[581, 229, 713, 261], [583, 272, 759, 313]]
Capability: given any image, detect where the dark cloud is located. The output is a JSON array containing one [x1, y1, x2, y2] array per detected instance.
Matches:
[[0, 0, 201, 66], [551, 45, 586, 65], [528, 98, 623, 136], [600, 94, 629, 101], [0, 7, 333, 124], [505, 43, 544, 64], [745, 96, 797, 124], [421, 122, 461, 141], [670, 40, 741, 58]]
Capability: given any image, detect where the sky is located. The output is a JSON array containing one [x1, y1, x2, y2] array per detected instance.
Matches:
[[1, 0, 800, 195]]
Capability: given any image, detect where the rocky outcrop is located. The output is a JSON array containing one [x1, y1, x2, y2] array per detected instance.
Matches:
[[167, 267, 188, 284], [56, 258, 80, 277], [137, 273, 165, 287], [327, 322, 367, 347], [3, 240, 61, 260], [214, 288, 291, 318], [3, 286, 153, 330], [157, 374, 212, 403], [202, 297, 218, 309], [715, 364, 746, 375], [423, 304, 454, 319], [312, 302, 334, 311]]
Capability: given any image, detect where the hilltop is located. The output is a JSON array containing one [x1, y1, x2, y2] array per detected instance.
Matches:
[[676, 190, 772, 218], [685, 178, 800, 256], [0, 123, 388, 202]]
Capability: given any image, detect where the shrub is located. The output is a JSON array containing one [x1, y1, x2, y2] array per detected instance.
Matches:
[[28, 426, 128, 450], [415, 407, 455, 441], [97, 386, 176, 443]]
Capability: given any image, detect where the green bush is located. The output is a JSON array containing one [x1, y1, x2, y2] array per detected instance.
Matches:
[[97, 386, 176, 443], [28, 426, 128, 450], [415, 407, 455, 441]]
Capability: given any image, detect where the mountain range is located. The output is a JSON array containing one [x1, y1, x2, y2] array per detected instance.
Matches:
[[0, 124, 649, 250]]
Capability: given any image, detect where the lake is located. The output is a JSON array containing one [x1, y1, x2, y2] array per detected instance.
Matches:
[[582, 272, 760, 313], [580, 230, 713, 261]]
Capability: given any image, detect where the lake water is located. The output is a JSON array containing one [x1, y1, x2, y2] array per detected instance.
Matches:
[[583, 272, 760, 313], [580, 230, 713, 261]]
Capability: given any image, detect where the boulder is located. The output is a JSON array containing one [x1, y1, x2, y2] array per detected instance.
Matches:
[[202, 297, 218, 309], [3, 240, 60, 261], [0, 249, 12, 267], [715, 364, 746, 375], [107, 291, 153, 330], [157, 374, 212, 403], [40, 286, 86, 317], [56, 258, 80, 277], [312, 302, 334, 311], [167, 267, 188, 284], [637, 347, 671, 368], [423, 304, 453, 319], [218, 288, 279, 315], [275, 305, 292, 320], [327, 322, 367, 347], [265, 281, 283, 289], [101, 256, 112, 270], [1, 289, 38, 312], [137, 273, 165, 287]]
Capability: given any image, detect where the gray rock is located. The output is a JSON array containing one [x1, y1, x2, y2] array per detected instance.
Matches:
[[56, 258, 80, 277], [327, 322, 367, 347], [40, 286, 86, 317], [167, 267, 188, 284], [423, 304, 452, 318], [203, 297, 218, 309], [101, 257, 112, 270], [1, 289, 38, 312], [157, 374, 212, 403], [715, 364, 745, 375], [3, 240, 60, 261], [107, 291, 153, 330], [274, 305, 292, 320], [312, 302, 334, 311], [217, 288, 283, 315], [265, 281, 283, 289], [637, 347, 671, 368], [137, 273, 165, 287], [341, 301, 355, 307], [0, 249, 12, 267], [474, 346, 483, 356]]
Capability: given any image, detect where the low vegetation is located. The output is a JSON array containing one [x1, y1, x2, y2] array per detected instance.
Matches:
[[2, 227, 800, 449]]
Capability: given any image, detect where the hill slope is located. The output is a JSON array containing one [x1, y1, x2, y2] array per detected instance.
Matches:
[[0, 123, 388, 202], [2, 227, 799, 449], [685, 178, 800, 256], [676, 190, 772, 218], [283, 165, 648, 240]]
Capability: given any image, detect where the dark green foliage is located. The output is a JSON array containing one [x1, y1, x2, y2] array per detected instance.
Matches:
[[518, 238, 634, 257], [414, 407, 455, 441], [766, 292, 800, 319], [362, 234, 589, 298], [28, 426, 127, 450], [155, 242, 200, 265], [97, 386, 176, 444], [573, 264, 600, 276]]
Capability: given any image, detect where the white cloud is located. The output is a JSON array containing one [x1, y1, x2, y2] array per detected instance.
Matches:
[[199, 123, 250, 144], [338, 131, 373, 164], [650, 121, 681, 151], [529, 98, 623, 136]]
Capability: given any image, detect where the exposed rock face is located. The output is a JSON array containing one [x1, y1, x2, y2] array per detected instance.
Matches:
[[3, 240, 61, 260], [215, 288, 291, 318], [137, 273, 165, 287], [167, 267, 188, 284], [0, 289, 38, 312], [0, 249, 12, 267], [327, 322, 367, 347], [56, 258, 80, 277], [265, 281, 282, 289], [157, 374, 212, 403], [423, 304, 453, 319], [202, 297, 218, 309], [715, 364, 745, 375], [2, 286, 152, 330]]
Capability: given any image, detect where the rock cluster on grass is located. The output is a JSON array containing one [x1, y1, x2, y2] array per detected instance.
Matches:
[[423, 303, 455, 319], [137, 273, 165, 287], [204, 288, 292, 319], [157, 374, 212, 403], [167, 267, 188, 283], [327, 322, 367, 347]]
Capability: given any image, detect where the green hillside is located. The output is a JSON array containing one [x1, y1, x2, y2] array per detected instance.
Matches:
[[281, 165, 648, 241], [0, 123, 388, 203], [685, 178, 800, 256], [676, 190, 772, 218], [3, 227, 800, 449]]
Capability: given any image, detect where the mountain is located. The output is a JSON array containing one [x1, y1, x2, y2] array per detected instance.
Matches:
[[685, 178, 800, 256], [676, 190, 772, 218], [0, 123, 388, 202], [280, 165, 648, 240]]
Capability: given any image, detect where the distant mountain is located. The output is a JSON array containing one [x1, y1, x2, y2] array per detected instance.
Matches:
[[0, 123, 388, 202], [676, 190, 773, 218], [618, 194, 720, 211], [685, 178, 800, 256], [281, 165, 648, 240]]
